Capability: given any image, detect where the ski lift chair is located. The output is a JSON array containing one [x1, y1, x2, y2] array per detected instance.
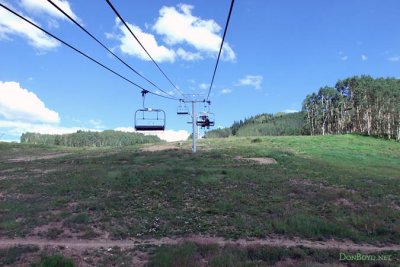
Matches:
[[177, 100, 189, 115], [134, 108, 166, 131], [134, 89, 166, 131], [196, 112, 215, 129]]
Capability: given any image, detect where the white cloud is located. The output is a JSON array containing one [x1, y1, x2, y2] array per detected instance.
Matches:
[[236, 75, 263, 90], [283, 109, 298, 113], [153, 4, 235, 61], [338, 51, 348, 61], [388, 56, 400, 62], [361, 54, 368, 61], [0, 81, 102, 140], [19, 0, 81, 23], [0, 81, 60, 124], [148, 129, 191, 142], [115, 127, 190, 142], [114, 127, 135, 132], [220, 88, 232, 94], [176, 47, 203, 61], [109, 18, 175, 63], [199, 83, 209, 90], [0, 4, 59, 49], [88, 119, 104, 129], [0, 120, 95, 137]]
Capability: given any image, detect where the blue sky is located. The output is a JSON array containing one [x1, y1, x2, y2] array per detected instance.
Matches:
[[1, 0, 400, 141]]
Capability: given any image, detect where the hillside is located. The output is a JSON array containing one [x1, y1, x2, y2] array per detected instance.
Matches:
[[207, 76, 400, 141], [20, 130, 162, 147], [0, 135, 399, 266], [234, 112, 306, 136], [205, 111, 306, 138]]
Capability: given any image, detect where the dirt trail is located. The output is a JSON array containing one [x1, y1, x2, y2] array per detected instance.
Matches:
[[7, 153, 72, 162], [235, 156, 278, 165], [141, 143, 178, 152], [0, 236, 398, 252]]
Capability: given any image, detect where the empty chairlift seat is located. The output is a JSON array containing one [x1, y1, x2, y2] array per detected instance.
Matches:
[[177, 100, 189, 115], [177, 106, 189, 115], [134, 108, 166, 131]]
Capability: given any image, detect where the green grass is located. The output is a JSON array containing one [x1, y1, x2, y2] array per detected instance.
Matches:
[[149, 242, 201, 267], [0, 134, 399, 244], [149, 242, 400, 267], [31, 254, 75, 267], [0, 245, 39, 266]]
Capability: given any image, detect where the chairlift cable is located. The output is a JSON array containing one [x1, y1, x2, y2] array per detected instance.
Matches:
[[206, 0, 235, 101], [0, 3, 178, 101], [46, 0, 173, 99], [105, 0, 185, 97]]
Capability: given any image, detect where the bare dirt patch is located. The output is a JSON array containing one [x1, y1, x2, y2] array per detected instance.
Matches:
[[141, 142, 212, 152], [1, 235, 398, 267], [141, 143, 178, 152], [0, 168, 58, 181], [7, 153, 72, 162], [0, 235, 398, 252], [335, 198, 359, 209], [289, 178, 356, 194], [80, 151, 119, 159], [235, 156, 277, 165], [31, 222, 64, 237], [0, 168, 22, 174], [389, 202, 400, 211]]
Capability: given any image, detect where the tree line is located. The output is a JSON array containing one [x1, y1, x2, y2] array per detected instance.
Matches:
[[20, 130, 162, 147], [206, 76, 399, 141], [303, 76, 400, 140], [205, 112, 306, 138]]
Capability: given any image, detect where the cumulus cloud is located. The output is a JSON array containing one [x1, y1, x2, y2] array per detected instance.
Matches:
[[0, 81, 98, 140], [115, 127, 190, 142], [337, 51, 348, 61], [153, 4, 235, 61], [388, 56, 400, 62], [19, 0, 81, 23], [0, 81, 108, 141], [0, 4, 59, 49], [88, 119, 104, 129], [0, 119, 105, 142], [176, 47, 203, 61], [0, 120, 94, 136], [283, 109, 298, 113], [220, 88, 232, 94], [236, 75, 263, 90], [108, 18, 175, 63], [199, 83, 209, 90], [0, 81, 60, 124]]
